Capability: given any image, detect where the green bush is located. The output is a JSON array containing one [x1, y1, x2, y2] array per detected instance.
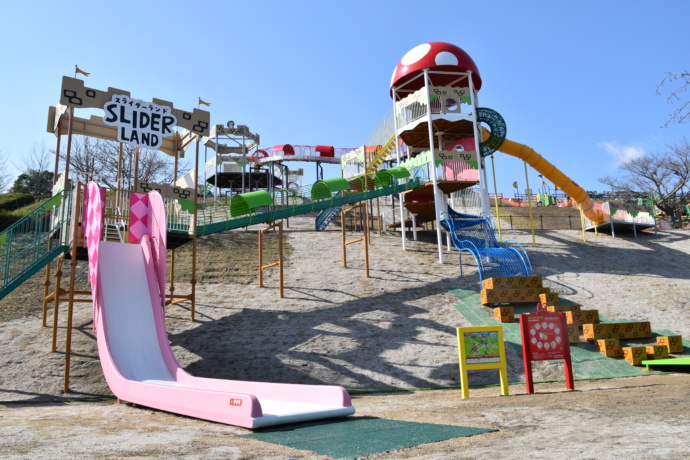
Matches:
[[0, 193, 36, 212], [11, 199, 48, 218], [0, 194, 53, 232], [0, 211, 22, 232]]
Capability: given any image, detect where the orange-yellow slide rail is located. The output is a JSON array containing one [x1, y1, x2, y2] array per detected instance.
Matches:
[[483, 128, 605, 224]]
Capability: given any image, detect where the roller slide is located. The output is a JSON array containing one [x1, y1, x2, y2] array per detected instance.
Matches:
[[85, 183, 354, 428], [485, 129, 605, 224]]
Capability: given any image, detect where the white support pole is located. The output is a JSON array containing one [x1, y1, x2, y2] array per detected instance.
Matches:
[[203, 144, 208, 205], [392, 86, 407, 251], [214, 134, 219, 200], [242, 135, 247, 194], [468, 71, 491, 215], [423, 69, 444, 264]]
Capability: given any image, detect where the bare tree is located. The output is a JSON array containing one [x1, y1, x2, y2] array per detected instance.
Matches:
[[60, 136, 188, 190], [0, 148, 13, 192], [599, 139, 690, 228], [4, 141, 56, 194], [657, 71, 690, 127], [13, 141, 54, 174]]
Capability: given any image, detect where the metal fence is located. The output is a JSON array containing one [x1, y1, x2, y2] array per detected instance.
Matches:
[[498, 214, 584, 231]]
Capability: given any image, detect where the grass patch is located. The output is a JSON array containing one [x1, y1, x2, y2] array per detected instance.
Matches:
[[169, 229, 293, 284]]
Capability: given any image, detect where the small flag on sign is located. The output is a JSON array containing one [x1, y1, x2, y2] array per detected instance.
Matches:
[[199, 97, 211, 107], [75, 65, 90, 77]]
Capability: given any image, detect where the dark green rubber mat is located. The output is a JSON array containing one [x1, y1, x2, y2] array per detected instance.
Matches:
[[449, 288, 647, 379], [240, 417, 496, 459]]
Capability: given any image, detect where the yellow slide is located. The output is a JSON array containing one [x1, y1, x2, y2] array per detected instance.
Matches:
[[483, 129, 605, 224]]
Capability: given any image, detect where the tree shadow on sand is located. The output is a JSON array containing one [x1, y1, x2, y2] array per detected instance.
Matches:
[[168, 275, 489, 391]]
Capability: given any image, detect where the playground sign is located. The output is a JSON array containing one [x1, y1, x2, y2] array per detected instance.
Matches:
[[519, 311, 574, 393], [58, 76, 211, 138], [104, 95, 176, 150], [456, 326, 509, 399]]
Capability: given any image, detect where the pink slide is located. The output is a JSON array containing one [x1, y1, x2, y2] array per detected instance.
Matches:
[[84, 183, 355, 428]]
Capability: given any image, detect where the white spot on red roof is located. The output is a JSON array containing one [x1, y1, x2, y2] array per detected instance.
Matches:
[[401, 43, 431, 66], [434, 51, 458, 66]]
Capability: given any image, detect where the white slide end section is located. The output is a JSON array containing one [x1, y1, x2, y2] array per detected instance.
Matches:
[[95, 241, 354, 428]]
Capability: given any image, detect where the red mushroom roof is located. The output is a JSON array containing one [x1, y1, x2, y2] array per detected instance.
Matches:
[[390, 42, 482, 97]]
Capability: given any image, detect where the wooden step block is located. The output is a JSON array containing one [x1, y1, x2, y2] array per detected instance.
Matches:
[[567, 324, 580, 343], [596, 339, 622, 358], [539, 292, 559, 306], [546, 305, 581, 313], [645, 345, 669, 360], [566, 310, 600, 327], [481, 288, 551, 305], [583, 322, 652, 341], [623, 347, 647, 365], [656, 336, 684, 354], [493, 306, 515, 323], [481, 276, 543, 290]]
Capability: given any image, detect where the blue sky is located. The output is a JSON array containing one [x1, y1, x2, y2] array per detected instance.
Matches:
[[1, 0, 688, 195]]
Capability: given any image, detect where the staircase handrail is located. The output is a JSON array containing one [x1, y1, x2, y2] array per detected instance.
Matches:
[[0, 189, 72, 299]]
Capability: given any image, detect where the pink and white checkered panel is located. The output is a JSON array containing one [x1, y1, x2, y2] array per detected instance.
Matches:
[[128, 193, 150, 243], [84, 182, 105, 288]]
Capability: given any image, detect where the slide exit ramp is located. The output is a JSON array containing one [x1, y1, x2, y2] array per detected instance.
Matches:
[[0, 191, 72, 300]]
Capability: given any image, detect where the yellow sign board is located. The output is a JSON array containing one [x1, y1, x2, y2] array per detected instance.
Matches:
[[456, 326, 509, 399]]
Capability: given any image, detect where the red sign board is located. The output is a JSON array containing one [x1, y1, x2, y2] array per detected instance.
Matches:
[[523, 313, 567, 361], [519, 311, 574, 394]]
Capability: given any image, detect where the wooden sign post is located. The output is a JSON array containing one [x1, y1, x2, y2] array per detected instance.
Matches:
[[519, 311, 574, 393], [456, 326, 509, 399]]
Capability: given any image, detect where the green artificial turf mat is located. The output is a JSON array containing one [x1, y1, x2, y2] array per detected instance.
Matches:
[[240, 417, 496, 459]]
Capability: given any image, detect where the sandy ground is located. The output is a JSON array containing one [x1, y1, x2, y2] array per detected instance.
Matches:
[[1, 215, 689, 458]]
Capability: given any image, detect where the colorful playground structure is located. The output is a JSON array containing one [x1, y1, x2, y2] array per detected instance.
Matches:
[[0, 41, 669, 428]]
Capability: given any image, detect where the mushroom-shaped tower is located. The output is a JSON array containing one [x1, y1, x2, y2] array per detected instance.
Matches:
[[389, 42, 487, 264], [390, 42, 482, 96], [390, 41, 483, 163]]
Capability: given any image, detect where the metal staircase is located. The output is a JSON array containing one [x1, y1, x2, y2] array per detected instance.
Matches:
[[365, 136, 396, 175], [315, 204, 343, 231], [0, 190, 72, 300]]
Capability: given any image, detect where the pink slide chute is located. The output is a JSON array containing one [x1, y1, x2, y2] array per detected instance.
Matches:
[[84, 182, 355, 428]]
